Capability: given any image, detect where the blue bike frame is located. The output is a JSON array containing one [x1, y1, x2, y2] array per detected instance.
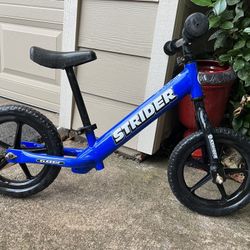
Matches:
[[6, 62, 203, 174]]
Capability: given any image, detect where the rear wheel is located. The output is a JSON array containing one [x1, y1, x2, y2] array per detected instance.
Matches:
[[168, 128, 250, 216], [0, 105, 63, 197]]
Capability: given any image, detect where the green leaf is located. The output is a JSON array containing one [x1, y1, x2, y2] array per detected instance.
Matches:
[[208, 30, 224, 41], [233, 58, 245, 71], [232, 118, 243, 130], [245, 62, 250, 70], [244, 121, 250, 128], [221, 21, 234, 29], [213, 0, 227, 15], [243, 28, 250, 34], [247, 41, 250, 48], [245, 77, 250, 87], [226, 0, 240, 5], [239, 127, 248, 135], [228, 28, 239, 34], [219, 54, 231, 62], [214, 33, 227, 50], [233, 3, 244, 23], [238, 69, 249, 81], [221, 10, 234, 20], [242, 18, 250, 28], [244, 52, 250, 62], [227, 48, 241, 56], [234, 39, 246, 50], [191, 0, 213, 6], [209, 15, 221, 28], [243, 49, 250, 62]]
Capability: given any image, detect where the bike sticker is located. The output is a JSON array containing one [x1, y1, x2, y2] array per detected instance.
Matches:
[[113, 88, 177, 144], [36, 159, 65, 165], [207, 134, 218, 159]]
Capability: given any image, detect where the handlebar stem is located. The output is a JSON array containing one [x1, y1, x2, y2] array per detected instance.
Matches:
[[182, 42, 193, 63]]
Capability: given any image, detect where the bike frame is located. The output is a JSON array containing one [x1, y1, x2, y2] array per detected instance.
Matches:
[[6, 62, 206, 174]]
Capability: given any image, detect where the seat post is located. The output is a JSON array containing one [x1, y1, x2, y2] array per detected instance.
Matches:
[[65, 67, 96, 146]]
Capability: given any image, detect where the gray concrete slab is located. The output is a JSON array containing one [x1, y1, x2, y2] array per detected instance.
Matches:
[[0, 97, 249, 249], [0, 138, 249, 250]]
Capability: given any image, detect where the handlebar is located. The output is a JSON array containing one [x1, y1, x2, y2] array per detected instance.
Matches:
[[164, 13, 209, 56]]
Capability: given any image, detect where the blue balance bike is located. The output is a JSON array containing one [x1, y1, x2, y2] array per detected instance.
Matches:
[[0, 13, 249, 216]]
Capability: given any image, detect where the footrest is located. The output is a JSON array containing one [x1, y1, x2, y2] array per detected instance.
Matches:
[[74, 124, 97, 135]]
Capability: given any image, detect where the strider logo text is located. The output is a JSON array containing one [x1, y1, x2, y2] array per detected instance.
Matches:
[[113, 88, 177, 144]]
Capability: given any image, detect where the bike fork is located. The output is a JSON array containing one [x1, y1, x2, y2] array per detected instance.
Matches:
[[194, 100, 225, 184]]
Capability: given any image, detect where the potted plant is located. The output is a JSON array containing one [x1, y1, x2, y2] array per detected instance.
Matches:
[[190, 0, 250, 136]]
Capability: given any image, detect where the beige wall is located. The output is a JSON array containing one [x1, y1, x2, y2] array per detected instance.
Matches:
[[0, 0, 64, 112], [0, 0, 200, 154], [72, 0, 201, 153], [72, 0, 158, 150]]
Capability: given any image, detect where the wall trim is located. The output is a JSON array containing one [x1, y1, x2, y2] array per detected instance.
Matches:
[[59, 0, 79, 129], [137, 0, 180, 154]]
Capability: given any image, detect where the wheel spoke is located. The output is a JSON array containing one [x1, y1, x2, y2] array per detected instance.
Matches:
[[19, 163, 33, 179], [224, 168, 248, 175], [14, 122, 23, 148], [190, 174, 212, 193], [0, 158, 8, 170], [216, 184, 228, 200]]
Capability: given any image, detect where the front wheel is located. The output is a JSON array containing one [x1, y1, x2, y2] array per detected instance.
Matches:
[[168, 128, 250, 216]]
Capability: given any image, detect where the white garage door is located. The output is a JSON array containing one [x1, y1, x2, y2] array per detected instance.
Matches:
[[0, 0, 64, 112]]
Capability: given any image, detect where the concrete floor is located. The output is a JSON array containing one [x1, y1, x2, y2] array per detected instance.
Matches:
[[0, 98, 249, 249]]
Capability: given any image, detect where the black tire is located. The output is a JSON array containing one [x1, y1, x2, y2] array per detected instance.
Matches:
[[0, 105, 63, 197], [168, 128, 250, 216]]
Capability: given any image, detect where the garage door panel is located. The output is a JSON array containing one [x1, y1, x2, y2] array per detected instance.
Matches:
[[0, 23, 61, 82], [0, 72, 60, 110], [0, 2, 63, 24], [0, 88, 59, 112], [0, 1, 63, 112], [0, 0, 64, 9]]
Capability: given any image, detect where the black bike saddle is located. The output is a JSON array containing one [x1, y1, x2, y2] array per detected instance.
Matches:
[[30, 46, 97, 69]]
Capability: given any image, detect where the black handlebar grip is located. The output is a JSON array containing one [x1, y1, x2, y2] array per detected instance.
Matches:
[[163, 40, 178, 56], [182, 13, 209, 41]]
